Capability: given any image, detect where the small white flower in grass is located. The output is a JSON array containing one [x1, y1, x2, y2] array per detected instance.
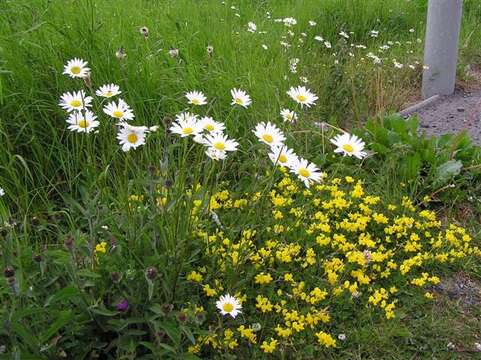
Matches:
[[63, 58, 90, 78], [339, 31, 349, 39], [59, 90, 92, 112], [247, 22, 257, 33], [314, 35, 324, 42], [280, 109, 297, 122], [199, 116, 225, 134], [283, 17, 297, 27], [253, 122, 286, 147], [117, 124, 148, 152], [287, 86, 318, 108], [216, 294, 242, 318], [308, 20, 317, 26], [290, 158, 322, 188], [0, 188, 4, 197], [230, 88, 252, 108], [268, 146, 298, 168], [103, 99, 135, 121], [324, 41, 332, 49], [205, 147, 227, 161], [96, 84, 121, 98], [261, 44, 268, 50], [185, 90, 207, 106], [66, 110, 99, 133], [330, 132, 367, 159], [204, 132, 239, 153], [169, 115, 202, 137]]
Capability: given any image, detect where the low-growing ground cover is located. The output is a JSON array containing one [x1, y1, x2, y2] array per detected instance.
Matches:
[[0, 0, 481, 358]]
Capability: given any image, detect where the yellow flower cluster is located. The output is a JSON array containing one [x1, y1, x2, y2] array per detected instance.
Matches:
[[183, 174, 480, 356]]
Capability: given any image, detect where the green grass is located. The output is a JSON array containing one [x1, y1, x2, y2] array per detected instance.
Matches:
[[1, 0, 481, 358]]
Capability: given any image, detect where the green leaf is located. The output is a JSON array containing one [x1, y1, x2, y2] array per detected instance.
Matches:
[[435, 160, 463, 185], [90, 307, 118, 317], [39, 310, 73, 343], [45, 286, 80, 307]]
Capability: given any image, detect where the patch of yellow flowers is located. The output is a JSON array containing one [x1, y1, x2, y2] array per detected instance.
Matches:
[[182, 173, 480, 356]]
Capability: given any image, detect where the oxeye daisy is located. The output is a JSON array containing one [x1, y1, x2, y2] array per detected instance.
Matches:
[[185, 90, 207, 106], [117, 124, 148, 152], [290, 158, 322, 188], [287, 86, 318, 108], [103, 99, 135, 121], [199, 116, 225, 134], [0, 187, 4, 197], [96, 84, 121, 98], [230, 88, 252, 108], [59, 90, 92, 112], [204, 132, 239, 153], [280, 109, 297, 122], [63, 58, 90, 78], [253, 121, 286, 147], [330, 133, 367, 159], [268, 146, 298, 168], [216, 294, 242, 318], [205, 147, 227, 161], [169, 115, 202, 137], [66, 110, 99, 133]]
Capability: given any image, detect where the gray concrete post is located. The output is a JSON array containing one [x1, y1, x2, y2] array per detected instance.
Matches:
[[422, 0, 463, 99]]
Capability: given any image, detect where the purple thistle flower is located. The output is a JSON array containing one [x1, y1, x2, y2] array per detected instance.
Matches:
[[116, 299, 129, 312]]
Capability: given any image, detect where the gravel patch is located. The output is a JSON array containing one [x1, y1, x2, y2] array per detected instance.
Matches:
[[403, 89, 481, 144]]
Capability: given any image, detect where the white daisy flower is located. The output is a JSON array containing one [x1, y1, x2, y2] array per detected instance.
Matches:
[[283, 17, 297, 27], [66, 110, 99, 133], [290, 158, 322, 188], [205, 147, 227, 161], [268, 146, 298, 168], [185, 90, 207, 106], [175, 112, 198, 123], [230, 88, 252, 108], [204, 132, 239, 153], [59, 90, 93, 112], [280, 109, 297, 122], [309, 20, 317, 26], [253, 121, 286, 147], [117, 124, 148, 152], [103, 99, 135, 121], [0, 187, 4, 197], [169, 115, 202, 137], [199, 116, 225, 134], [247, 22, 257, 33], [96, 84, 121, 98], [63, 58, 90, 79], [216, 294, 242, 318], [287, 86, 318, 108], [330, 133, 367, 159]]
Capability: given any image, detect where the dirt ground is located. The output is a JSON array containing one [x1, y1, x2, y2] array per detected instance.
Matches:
[[406, 88, 481, 144]]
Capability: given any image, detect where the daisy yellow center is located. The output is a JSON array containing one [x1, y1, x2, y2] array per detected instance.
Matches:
[[296, 94, 306, 102], [342, 144, 354, 153], [70, 99, 82, 107], [205, 124, 215, 131], [222, 303, 234, 313], [183, 127, 193, 135], [78, 119, 88, 128], [235, 98, 243, 105], [71, 66, 81, 74], [127, 133, 138, 144], [262, 134, 274, 143], [191, 98, 201, 105], [213, 142, 225, 151], [299, 168, 310, 177], [105, 91, 113, 97], [279, 154, 288, 163], [113, 110, 124, 118]]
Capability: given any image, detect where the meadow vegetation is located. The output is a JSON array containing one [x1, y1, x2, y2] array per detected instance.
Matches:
[[0, 0, 481, 358]]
